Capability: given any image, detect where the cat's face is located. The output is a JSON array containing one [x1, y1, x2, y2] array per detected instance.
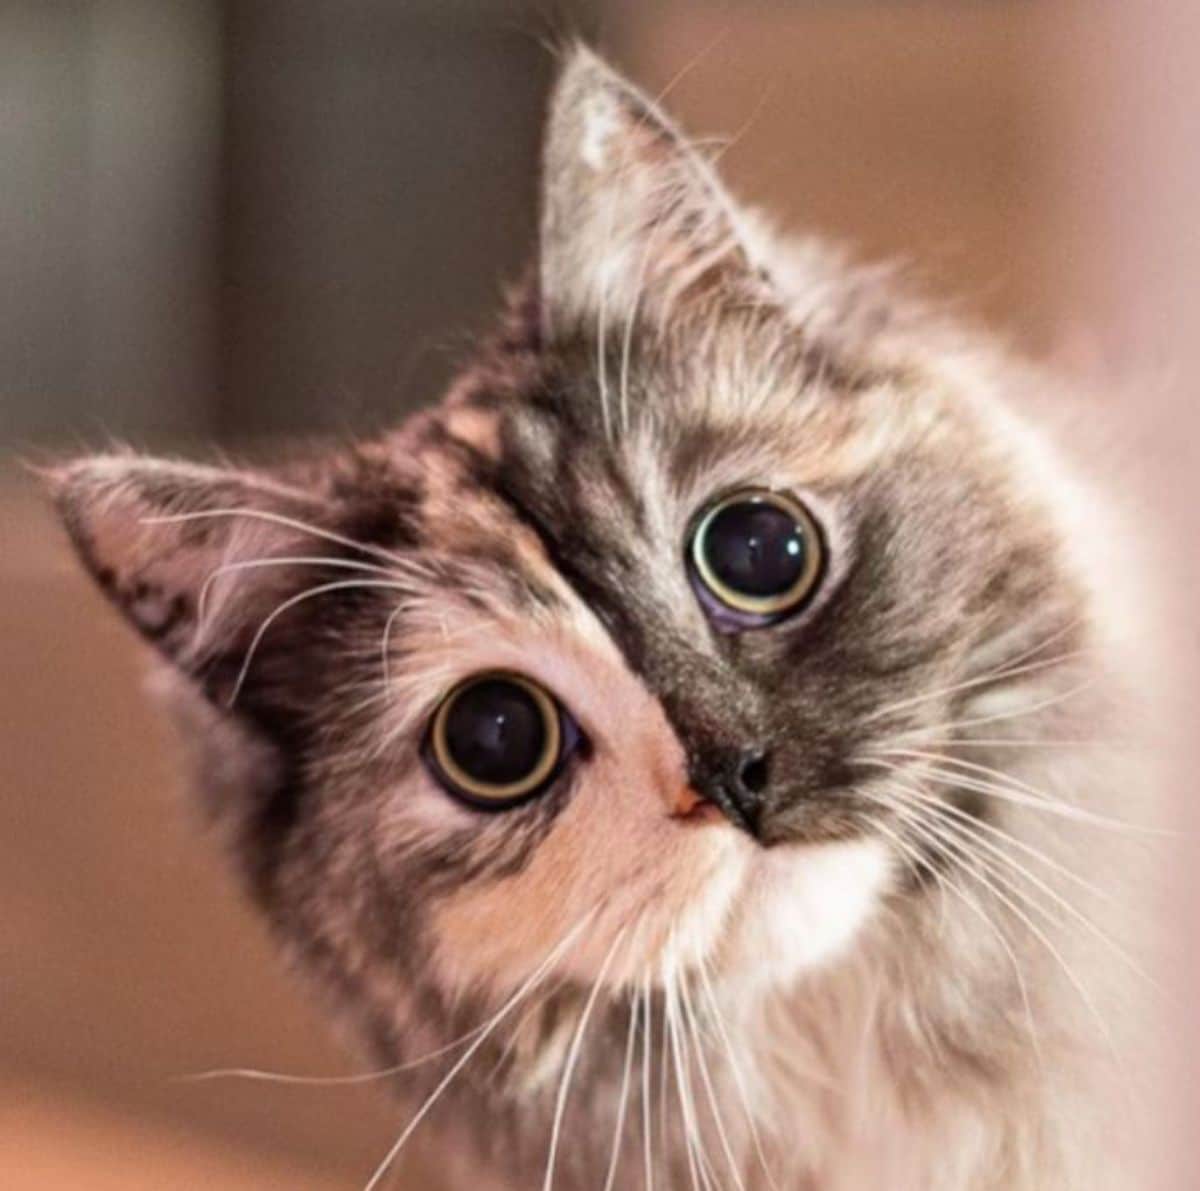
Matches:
[[52, 49, 1084, 1047]]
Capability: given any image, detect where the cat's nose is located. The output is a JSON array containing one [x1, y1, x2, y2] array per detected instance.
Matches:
[[690, 746, 771, 839]]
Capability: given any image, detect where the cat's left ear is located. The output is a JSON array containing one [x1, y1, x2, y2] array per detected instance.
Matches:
[[539, 45, 762, 339]]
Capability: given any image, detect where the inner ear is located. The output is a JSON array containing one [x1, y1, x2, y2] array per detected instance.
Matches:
[[50, 453, 389, 708], [539, 45, 762, 339]]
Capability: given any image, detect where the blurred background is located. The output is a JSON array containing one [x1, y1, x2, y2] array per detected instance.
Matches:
[[1, 1, 1196, 1187]]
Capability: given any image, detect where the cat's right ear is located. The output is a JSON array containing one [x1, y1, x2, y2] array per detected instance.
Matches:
[[47, 453, 353, 706]]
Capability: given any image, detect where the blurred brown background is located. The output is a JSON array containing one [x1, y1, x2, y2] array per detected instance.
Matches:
[[2, 1, 1196, 1187]]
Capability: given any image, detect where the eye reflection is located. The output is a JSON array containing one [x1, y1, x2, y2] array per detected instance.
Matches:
[[689, 489, 824, 625]]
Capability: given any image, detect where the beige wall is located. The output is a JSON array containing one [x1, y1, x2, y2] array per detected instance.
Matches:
[[1045, 5, 1200, 1187], [618, 3, 1056, 339]]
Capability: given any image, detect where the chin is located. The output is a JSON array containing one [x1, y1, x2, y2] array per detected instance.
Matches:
[[714, 835, 894, 992]]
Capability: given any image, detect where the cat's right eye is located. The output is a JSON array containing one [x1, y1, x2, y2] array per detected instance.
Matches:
[[425, 672, 574, 810]]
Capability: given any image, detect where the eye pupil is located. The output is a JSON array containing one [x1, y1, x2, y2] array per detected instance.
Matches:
[[704, 500, 809, 597], [690, 490, 823, 624], [428, 672, 568, 808], [442, 679, 547, 787]]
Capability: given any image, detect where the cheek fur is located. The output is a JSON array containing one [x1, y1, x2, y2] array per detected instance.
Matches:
[[426, 742, 753, 997]]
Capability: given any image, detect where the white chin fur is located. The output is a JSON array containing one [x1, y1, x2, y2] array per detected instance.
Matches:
[[719, 837, 892, 990]]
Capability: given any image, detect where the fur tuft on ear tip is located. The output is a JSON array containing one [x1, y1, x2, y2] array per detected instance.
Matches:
[[41, 452, 147, 563]]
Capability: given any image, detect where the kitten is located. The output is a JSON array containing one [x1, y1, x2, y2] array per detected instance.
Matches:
[[50, 46, 1160, 1191]]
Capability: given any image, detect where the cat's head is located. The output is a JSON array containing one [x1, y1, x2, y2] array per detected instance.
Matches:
[[51, 48, 1089, 1050]]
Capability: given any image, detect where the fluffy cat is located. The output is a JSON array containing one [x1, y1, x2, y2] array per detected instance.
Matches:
[[50, 46, 1160, 1191]]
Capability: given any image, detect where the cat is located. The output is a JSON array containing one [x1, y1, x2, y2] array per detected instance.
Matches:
[[49, 44, 1161, 1191]]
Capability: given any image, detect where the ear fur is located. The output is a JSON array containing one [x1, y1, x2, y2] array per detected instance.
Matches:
[[539, 45, 762, 338], [49, 453, 351, 706]]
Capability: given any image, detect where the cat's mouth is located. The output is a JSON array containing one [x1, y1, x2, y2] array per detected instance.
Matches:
[[672, 783, 867, 850]]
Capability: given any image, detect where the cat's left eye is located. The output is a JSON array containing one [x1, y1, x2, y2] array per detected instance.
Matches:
[[425, 672, 573, 809]]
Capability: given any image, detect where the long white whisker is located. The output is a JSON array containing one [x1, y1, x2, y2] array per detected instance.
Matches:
[[197, 555, 394, 628], [658, 974, 671, 1176], [230, 578, 409, 705], [641, 978, 655, 1191], [889, 750, 1170, 835], [858, 755, 1162, 836], [680, 972, 745, 1191], [879, 679, 1097, 741], [882, 779, 1126, 912], [596, 244, 614, 442], [696, 959, 780, 1191], [941, 738, 1115, 749], [893, 803, 1121, 1067], [860, 807, 952, 934], [663, 968, 700, 1190], [603, 992, 641, 1191], [885, 783, 1162, 994], [145, 507, 408, 567], [177, 1022, 485, 1088], [861, 650, 1087, 726], [380, 600, 407, 686], [542, 927, 628, 1191], [859, 803, 1042, 1068], [664, 956, 715, 1191], [618, 206, 674, 436], [360, 911, 596, 1191]]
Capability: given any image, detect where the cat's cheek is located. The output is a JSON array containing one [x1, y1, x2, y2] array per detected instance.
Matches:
[[716, 837, 893, 990]]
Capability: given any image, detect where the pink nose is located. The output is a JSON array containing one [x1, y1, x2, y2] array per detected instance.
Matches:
[[670, 787, 725, 824]]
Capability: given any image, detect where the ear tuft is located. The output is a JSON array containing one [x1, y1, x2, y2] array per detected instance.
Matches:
[[539, 45, 758, 337]]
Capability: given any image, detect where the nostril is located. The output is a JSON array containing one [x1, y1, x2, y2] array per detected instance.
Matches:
[[736, 751, 769, 795]]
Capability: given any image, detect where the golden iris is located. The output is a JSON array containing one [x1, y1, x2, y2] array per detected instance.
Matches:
[[690, 489, 823, 619], [428, 672, 562, 806]]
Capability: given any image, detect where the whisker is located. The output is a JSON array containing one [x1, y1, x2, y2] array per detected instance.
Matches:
[[861, 650, 1088, 726], [596, 231, 614, 442], [176, 1023, 480, 1088], [941, 738, 1114, 749], [696, 958, 780, 1191], [230, 579, 411, 706], [881, 778, 1126, 912], [890, 802, 1122, 1067], [885, 784, 1163, 995], [641, 977, 655, 1191], [379, 600, 407, 686], [858, 755, 1163, 836], [618, 208, 673, 436], [680, 972, 745, 1191], [889, 749, 1172, 835], [664, 968, 702, 1191], [965, 616, 1087, 681], [145, 507, 409, 567], [197, 555, 394, 629], [877, 679, 1097, 742], [542, 927, 628, 1191], [360, 910, 596, 1191], [665, 952, 719, 1191], [858, 804, 1042, 1068], [602, 992, 641, 1191]]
